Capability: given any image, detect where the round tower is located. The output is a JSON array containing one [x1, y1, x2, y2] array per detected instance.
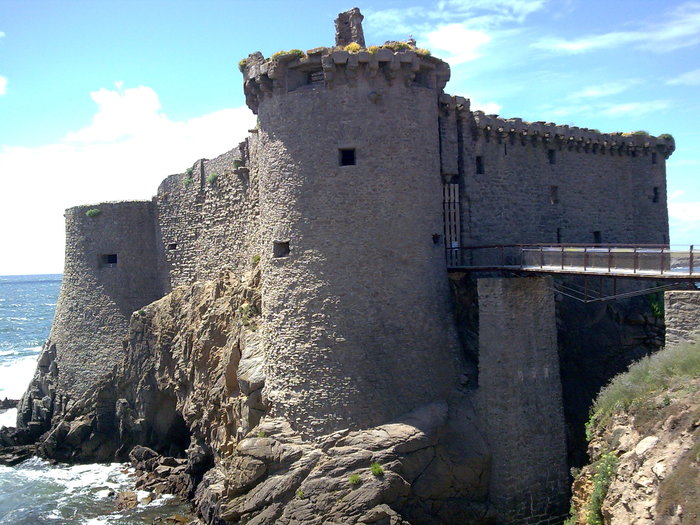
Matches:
[[19, 201, 161, 430], [242, 13, 463, 436]]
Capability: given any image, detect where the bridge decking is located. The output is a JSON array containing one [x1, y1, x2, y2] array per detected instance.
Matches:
[[447, 244, 699, 280]]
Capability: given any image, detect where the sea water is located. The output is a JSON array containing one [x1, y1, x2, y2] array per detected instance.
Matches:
[[0, 275, 190, 524]]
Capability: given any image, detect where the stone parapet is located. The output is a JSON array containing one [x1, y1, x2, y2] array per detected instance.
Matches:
[[472, 111, 676, 158], [242, 47, 450, 113]]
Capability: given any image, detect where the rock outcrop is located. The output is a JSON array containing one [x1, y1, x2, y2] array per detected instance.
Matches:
[[567, 345, 700, 524]]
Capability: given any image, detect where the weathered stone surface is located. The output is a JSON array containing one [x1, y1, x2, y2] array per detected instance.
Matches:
[[665, 290, 700, 346], [115, 490, 138, 510]]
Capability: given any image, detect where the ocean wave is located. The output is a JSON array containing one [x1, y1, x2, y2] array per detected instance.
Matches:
[[0, 355, 38, 399], [0, 408, 16, 428], [0, 350, 18, 356]]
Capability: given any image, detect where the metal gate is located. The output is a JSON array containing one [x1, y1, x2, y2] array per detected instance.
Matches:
[[443, 183, 461, 266]]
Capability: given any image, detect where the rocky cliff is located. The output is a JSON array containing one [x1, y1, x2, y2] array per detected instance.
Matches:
[[567, 339, 700, 524], [6, 267, 496, 524]]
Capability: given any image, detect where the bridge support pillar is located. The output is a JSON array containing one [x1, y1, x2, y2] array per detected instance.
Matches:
[[477, 276, 569, 524]]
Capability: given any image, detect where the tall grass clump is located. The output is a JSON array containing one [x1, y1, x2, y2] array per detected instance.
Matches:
[[586, 452, 619, 525], [587, 338, 700, 437]]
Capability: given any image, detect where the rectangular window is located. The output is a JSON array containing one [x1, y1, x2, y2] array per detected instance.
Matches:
[[593, 231, 602, 244], [339, 148, 356, 166], [548, 149, 556, 164], [101, 254, 118, 267], [273, 241, 290, 258], [653, 187, 660, 203], [167, 243, 177, 250], [475, 156, 484, 174], [556, 228, 562, 243], [652, 152, 658, 165], [550, 185, 559, 204]]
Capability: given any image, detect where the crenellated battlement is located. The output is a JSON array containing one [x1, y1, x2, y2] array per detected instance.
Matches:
[[242, 46, 450, 113], [472, 111, 676, 158]]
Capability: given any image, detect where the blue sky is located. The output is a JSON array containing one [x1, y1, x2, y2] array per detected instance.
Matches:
[[0, 0, 698, 275]]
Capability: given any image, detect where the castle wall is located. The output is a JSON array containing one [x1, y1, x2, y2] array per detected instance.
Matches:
[[247, 50, 464, 436], [461, 114, 671, 247], [154, 143, 260, 292], [39, 202, 160, 416], [477, 276, 569, 524], [664, 290, 700, 346]]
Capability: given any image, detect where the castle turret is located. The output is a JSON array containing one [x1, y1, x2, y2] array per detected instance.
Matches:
[[19, 201, 161, 432], [241, 10, 463, 436]]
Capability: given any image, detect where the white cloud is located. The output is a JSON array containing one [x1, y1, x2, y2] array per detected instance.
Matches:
[[667, 68, 700, 86], [424, 24, 491, 64], [569, 80, 640, 100], [533, 1, 700, 54], [0, 76, 6, 95], [602, 100, 671, 117], [365, 0, 547, 46], [668, 200, 700, 245], [471, 100, 502, 114], [0, 84, 256, 275]]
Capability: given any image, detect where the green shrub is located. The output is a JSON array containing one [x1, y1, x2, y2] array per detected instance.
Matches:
[[586, 452, 619, 525], [233, 159, 242, 169], [648, 292, 664, 319], [185, 167, 193, 176], [348, 473, 361, 486], [587, 338, 700, 436], [238, 58, 248, 72], [415, 48, 431, 56], [271, 49, 305, 60], [183, 176, 193, 188], [136, 309, 145, 316], [251, 255, 261, 265], [256, 430, 266, 438], [367, 45, 380, 55], [659, 133, 674, 142], [344, 42, 361, 53], [382, 41, 412, 52], [207, 172, 219, 185], [85, 208, 102, 218], [296, 488, 305, 499], [370, 462, 384, 477]]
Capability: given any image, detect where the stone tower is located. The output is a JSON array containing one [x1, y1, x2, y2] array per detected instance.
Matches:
[[19, 202, 161, 431], [241, 10, 463, 436]]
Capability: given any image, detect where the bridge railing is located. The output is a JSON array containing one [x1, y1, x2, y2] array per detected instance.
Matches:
[[448, 244, 699, 276]]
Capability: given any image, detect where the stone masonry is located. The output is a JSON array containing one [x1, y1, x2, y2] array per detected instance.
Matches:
[[477, 277, 569, 524], [664, 290, 700, 346]]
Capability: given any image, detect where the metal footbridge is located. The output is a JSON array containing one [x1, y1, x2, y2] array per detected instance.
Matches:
[[447, 244, 699, 302]]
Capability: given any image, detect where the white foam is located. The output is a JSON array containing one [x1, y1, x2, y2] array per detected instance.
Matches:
[[0, 354, 38, 399], [0, 408, 17, 428]]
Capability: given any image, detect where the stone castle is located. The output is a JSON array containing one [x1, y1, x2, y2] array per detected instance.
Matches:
[[16, 8, 680, 525]]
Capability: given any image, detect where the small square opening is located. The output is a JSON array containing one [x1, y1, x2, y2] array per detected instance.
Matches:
[[339, 148, 356, 166], [475, 156, 484, 174], [593, 231, 602, 244], [101, 253, 118, 267], [273, 241, 290, 258], [167, 243, 177, 251]]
